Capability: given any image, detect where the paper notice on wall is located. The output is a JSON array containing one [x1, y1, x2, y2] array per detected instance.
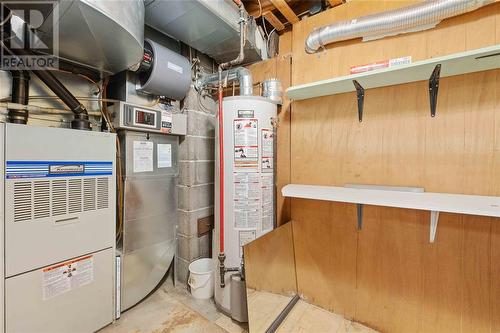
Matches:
[[261, 173, 274, 232], [157, 144, 172, 168], [234, 199, 259, 229], [234, 119, 258, 172], [239, 230, 256, 258], [42, 255, 94, 300], [133, 141, 154, 173]]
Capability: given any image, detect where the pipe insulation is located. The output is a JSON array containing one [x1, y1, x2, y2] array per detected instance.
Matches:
[[196, 67, 253, 96], [305, 0, 494, 54]]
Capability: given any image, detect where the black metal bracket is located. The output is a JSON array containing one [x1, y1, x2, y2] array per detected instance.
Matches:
[[356, 204, 363, 230], [429, 64, 441, 118], [353, 80, 364, 122]]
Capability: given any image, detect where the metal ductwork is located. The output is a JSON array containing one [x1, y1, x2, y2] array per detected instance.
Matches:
[[196, 67, 253, 96], [305, 0, 494, 54], [195, 3, 253, 97], [3, 0, 145, 74], [144, 0, 267, 64]]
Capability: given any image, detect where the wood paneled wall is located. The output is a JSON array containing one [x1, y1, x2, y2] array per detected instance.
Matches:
[[288, 1, 500, 332], [246, 39, 293, 226], [244, 222, 297, 295]]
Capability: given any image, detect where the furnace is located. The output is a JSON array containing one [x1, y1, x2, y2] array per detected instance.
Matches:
[[0, 123, 116, 333]]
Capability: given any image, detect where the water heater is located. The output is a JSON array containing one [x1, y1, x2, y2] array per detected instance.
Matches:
[[214, 96, 277, 315]]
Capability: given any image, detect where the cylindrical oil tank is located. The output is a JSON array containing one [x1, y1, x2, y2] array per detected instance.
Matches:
[[214, 96, 278, 316], [138, 39, 191, 100]]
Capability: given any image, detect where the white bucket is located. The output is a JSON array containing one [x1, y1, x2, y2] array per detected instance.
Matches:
[[188, 258, 214, 300]]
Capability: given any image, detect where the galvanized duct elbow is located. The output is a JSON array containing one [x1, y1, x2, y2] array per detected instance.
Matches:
[[305, 0, 493, 54], [196, 67, 253, 96]]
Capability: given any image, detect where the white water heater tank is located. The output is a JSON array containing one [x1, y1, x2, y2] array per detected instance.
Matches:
[[214, 96, 278, 313]]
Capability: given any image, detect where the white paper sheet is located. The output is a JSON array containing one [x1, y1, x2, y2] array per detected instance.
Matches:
[[133, 141, 153, 173], [157, 144, 172, 168]]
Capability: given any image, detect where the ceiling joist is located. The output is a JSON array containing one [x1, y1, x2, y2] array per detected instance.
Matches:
[[269, 0, 299, 24], [328, 0, 344, 7], [263, 11, 285, 31]]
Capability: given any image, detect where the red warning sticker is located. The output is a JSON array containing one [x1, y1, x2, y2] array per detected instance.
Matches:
[[42, 255, 94, 300]]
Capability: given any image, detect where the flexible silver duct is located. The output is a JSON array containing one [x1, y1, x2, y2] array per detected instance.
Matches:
[[305, 0, 493, 54], [196, 67, 253, 96]]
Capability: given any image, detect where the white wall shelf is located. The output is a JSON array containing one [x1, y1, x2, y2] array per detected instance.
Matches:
[[286, 45, 500, 120], [286, 44, 500, 101], [282, 184, 500, 243]]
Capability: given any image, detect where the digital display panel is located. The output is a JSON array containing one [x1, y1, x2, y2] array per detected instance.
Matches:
[[135, 109, 156, 127]]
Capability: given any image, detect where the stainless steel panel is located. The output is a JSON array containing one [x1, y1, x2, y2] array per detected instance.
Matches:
[[121, 240, 175, 311], [119, 130, 178, 311], [123, 178, 176, 252]]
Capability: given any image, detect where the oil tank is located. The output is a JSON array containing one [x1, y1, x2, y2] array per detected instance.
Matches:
[[214, 96, 277, 315]]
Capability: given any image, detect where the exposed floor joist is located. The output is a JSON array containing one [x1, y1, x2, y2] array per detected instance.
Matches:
[[328, 0, 344, 7], [269, 0, 299, 24]]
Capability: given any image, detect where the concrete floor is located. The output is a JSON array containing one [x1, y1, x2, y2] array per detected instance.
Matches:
[[100, 280, 248, 333]]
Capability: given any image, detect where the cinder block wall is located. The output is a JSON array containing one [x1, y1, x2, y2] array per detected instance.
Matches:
[[176, 86, 216, 284]]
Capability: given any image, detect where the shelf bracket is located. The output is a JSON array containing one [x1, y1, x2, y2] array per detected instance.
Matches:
[[429, 64, 441, 118], [356, 204, 363, 230], [430, 211, 439, 243], [353, 80, 364, 122]]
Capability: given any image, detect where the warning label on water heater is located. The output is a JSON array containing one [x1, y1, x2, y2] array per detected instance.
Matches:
[[234, 173, 261, 229], [42, 255, 94, 300], [261, 129, 274, 173], [234, 119, 258, 172], [234, 173, 260, 200], [234, 199, 260, 229], [239, 230, 256, 258], [261, 173, 274, 233]]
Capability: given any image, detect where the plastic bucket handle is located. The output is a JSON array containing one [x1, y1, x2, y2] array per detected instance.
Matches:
[[188, 273, 212, 290]]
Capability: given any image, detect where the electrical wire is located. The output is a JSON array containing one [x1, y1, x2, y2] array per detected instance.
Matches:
[[262, 15, 270, 39], [28, 95, 120, 103], [0, 101, 101, 116], [197, 88, 216, 114], [267, 28, 277, 56], [256, 0, 262, 18], [54, 68, 101, 94], [100, 78, 124, 244]]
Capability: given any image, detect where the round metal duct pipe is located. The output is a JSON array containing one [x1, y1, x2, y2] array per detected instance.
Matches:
[[305, 0, 493, 54]]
